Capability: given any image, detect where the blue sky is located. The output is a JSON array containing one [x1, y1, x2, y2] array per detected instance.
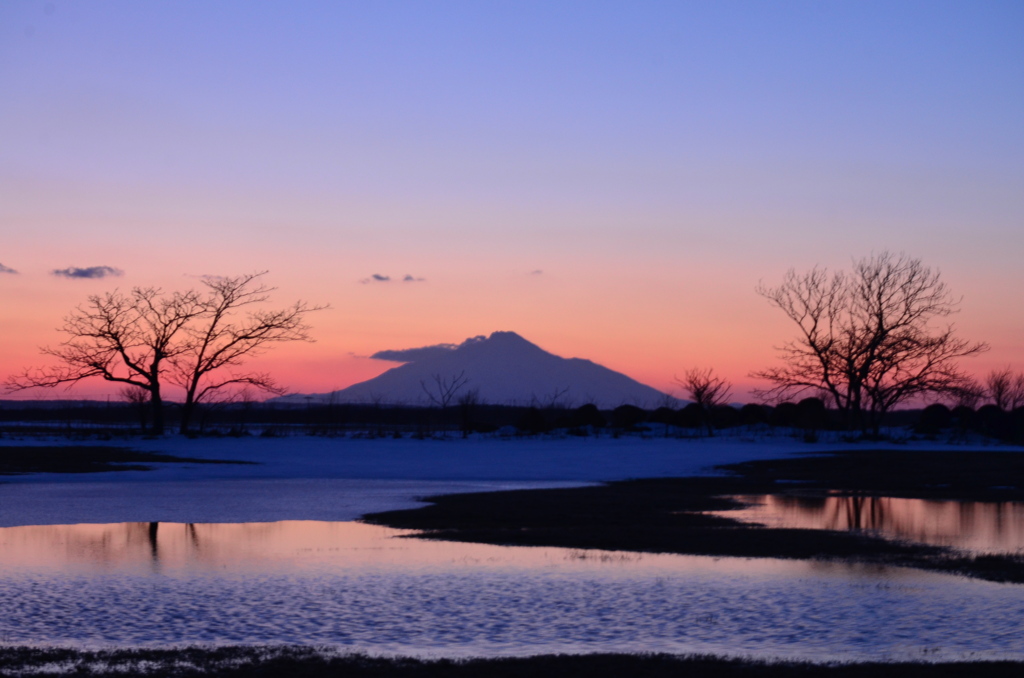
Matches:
[[2, 1, 1022, 396]]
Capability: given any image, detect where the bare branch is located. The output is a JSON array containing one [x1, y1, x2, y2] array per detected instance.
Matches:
[[4, 271, 324, 435], [983, 368, 1024, 411], [752, 252, 988, 435], [675, 367, 731, 436], [419, 371, 469, 409]]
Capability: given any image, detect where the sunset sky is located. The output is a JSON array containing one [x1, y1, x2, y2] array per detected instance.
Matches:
[[2, 1, 1022, 402]]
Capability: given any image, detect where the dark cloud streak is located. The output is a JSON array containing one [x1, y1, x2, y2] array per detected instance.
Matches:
[[52, 266, 124, 279], [371, 343, 458, 363], [361, 273, 426, 284], [0, 263, 17, 274]]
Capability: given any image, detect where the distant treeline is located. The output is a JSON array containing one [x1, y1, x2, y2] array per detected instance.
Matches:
[[2, 397, 1023, 444]]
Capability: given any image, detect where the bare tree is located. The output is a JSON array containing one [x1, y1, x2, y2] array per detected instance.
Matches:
[[119, 385, 150, 433], [458, 388, 481, 438], [5, 272, 324, 435], [6, 286, 206, 434], [419, 371, 469, 409], [168, 273, 324, 434], [530, 386, 573, 410], [419, 371, 469, 436], [986, 367, 1024, 411], [1013, 374, 1024, 411], [675, 367, 732, 436], [753, 252, 988, 436], [953, 378, 986, 410]]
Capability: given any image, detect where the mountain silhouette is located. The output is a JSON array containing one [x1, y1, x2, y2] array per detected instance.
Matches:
[[284, 331, 670, 408]]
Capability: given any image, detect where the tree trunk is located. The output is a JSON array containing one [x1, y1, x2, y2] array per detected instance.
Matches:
[[136, 403, 147, 434], [150, 388, 165, 435], [703, 412, 715, 437], [179, 397, 195, 435], [869, 410, 883, 439]]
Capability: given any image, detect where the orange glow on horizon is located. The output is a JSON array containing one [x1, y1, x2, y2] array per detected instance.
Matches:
[[0, 242, 1018, 405]]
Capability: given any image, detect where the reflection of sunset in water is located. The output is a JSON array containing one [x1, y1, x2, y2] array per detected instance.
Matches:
[[0, 521, 425, 572], [3, 519, 1024, 659], [717, 496, 1024, 554], [0, 520, 803, 576], [0, 519, 937, 580]]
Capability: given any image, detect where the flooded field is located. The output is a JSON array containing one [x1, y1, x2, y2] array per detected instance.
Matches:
[[715, 495, 1024, 554], [1, 517, 1023, 661], [3, 447, 1024, 664]]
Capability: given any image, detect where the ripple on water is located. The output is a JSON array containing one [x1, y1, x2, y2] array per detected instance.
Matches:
[[0, 520, 1022, 662]]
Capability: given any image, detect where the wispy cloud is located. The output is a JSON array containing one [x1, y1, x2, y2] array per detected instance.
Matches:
[[0, 263, 17, 274], [530, 269, 543, 275], [361, 273, 426, 284], [51, 266, 124, 279]]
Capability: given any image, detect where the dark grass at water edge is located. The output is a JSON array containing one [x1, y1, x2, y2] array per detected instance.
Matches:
[[1, 647, 1023, 677], [0, 446, 255, 475], [365, 449, 1024, 584]]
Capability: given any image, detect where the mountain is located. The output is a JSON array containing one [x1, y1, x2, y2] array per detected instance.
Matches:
[[281, 331, 671, 408]]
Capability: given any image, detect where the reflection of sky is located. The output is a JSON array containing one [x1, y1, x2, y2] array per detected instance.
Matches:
[[719, 495, 1024, 554], [3, 519, 1024, 660], [1, 1, 1022, 398], [0, 519, 834, 577]]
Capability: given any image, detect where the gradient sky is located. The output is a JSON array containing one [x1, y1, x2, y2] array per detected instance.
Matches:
[[2, 0, 1022, 401]]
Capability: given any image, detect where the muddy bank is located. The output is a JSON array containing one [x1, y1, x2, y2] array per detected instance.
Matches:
[[0, 445, 252, 475], [1, 647, 1022, 677], [366, 449, 1024, 583]]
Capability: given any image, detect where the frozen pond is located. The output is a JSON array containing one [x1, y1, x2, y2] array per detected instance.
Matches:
[[2, 516, 1024, 661]]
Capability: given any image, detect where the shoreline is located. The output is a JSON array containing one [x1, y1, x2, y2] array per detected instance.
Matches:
[[1, 647, 1023, 677], [365, 448, 1024, 584], [0, 445, 251, 476], [4, 444, 1024, 674]]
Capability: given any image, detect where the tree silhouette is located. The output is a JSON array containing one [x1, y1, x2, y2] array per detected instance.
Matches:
[[676, 367, 732, 436], [916, 403, 952, 436], [985, 367, 1024, 411], [457, 388, 481, 438], [419, 371, 469, 409], [5, 272, 323, 434], [119, 385, 150, 433], [6, 286, 206, 434], [739, 403, 768, 426], [168, 273, 323, 434], [753, 252, 987, 436], [419, 371, 469, 435]]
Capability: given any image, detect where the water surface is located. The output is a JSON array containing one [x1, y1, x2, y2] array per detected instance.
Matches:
[[1, 519, 1023, 662], [716, 495, 1024, 554]]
